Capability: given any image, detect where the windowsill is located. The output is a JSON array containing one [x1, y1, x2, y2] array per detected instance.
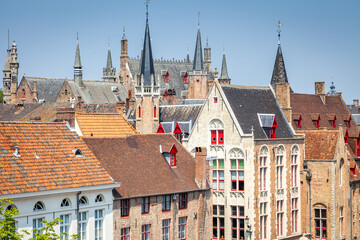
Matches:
[[162, 210, 171, 212], [136, 118, 142, 121], [179, 207, 187, 210], [231, 190, 245, 192], [121, 215, 129, 218], [141, 212, 150, 215]]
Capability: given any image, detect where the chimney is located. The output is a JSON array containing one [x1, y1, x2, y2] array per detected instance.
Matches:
[[55, 107, 75, 128], [315, 81, 325, 104], [353, 99, 359, 107], [75, 96, 84, 111], [275, 82, 292, 122], [195, 147, 208, 189], [167, 89, 176, 105], [116, 101, 125, 116], [32, 80, 37, 100]]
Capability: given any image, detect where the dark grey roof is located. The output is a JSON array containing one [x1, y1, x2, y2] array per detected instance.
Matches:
[[219, 53, 230, 81], [222, 85, 294, 139], [184, 99, 205, 105], [26, 77, 65, 102], [74, 40, 81, 67], [348, 105, 360, 114], [193, 28, 204, 71], [160, 105, 202, 122], [352, 114, 360, 125], [139, 18, 155, 86], [270, 44, 289, 89]]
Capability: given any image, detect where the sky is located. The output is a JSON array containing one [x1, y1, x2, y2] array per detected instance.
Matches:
[[0, 0, 359, 104]]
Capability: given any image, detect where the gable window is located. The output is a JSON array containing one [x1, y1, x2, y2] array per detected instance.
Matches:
[[357, 134, 360, 157], [170, 153, 176, 167], [214, 97, 218, 103], [210, 119, 224, 145], [213, 159, 225, 191], [276, 146, 285, 189], [291, 146, 299, 187], [61, 199, 71, 208], [173, 122, 183, 143], [142, 224, 151, 240], [230, 149, 245, 192], [315, 208, 327, 239], [95, 209, 104, 240], [179, 217, 187, 240], [183, 72, 188, 84], [346, 116, 352, 127], [65, 89, 68, 95], [120, 227, 130, 240], [22, 89, 26, 98], [213, 205, 225, 239], [78, 212, 87, 240], [165, 71, 169, 83], [179, 193, 187, 210], [162, 195, 171, 212], [121, 199, 130, 217], [33, 201, 45, 211], [162, 219, 171, 240], [330, 115, 337, 128], [276, 200, 284, 236], [230, 206, 245, 239], [141, 197, 150, 214], [291, 198, 298, 233], [259, 146, 269, 191]]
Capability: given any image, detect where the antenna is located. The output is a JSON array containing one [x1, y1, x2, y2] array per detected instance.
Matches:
[[277, 21, 282, 45], [146, 0, 150, 22]]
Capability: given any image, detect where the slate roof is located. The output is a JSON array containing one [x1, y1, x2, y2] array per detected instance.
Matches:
[[83, 134, 202, 198], [270, 44, 289, 89], [160, 105, 202, 122], [290, 93, 358, 137], [26, 77, 65, 102], [222, 85, 294, 139], [76, 113, 137, 137], [0, 122, 114, 195], [352, 114, 360, 125]]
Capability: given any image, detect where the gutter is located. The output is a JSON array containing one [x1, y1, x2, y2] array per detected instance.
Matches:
[[113, 188, 211, 200]]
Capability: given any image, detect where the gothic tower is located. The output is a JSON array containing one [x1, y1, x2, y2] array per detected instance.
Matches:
[[103, 43, 116, 82], [135, 3, 159, 134], [3, 39, 12, 103], [74, 37, 83, 87], [118, 26, 133, 94], [204, 35, 211, 71], [9, 41, 19, 104], [187, 16, 208, 99], [218, 53, 231, 85]]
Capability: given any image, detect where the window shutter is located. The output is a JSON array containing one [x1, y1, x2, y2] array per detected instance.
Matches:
[[218, 130, 224, 144], [211, 130, 217, 144]]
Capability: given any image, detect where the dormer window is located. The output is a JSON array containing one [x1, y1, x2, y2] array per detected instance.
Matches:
[[345, 116, 352, 128], [184, 72, 188, 84], [316, 116, 321, 128], [170, 153, 176, 166], [329, 115, 336, 128], [165, 71, 169, 83], [72, 149, 82, 157], [344, 130, 349, 144], [160, 144, 178, 167], [258, 114, 277, 139], [157, 124, 165, 133], [173, 122, 183, 143], [294, 114, 302, 128]]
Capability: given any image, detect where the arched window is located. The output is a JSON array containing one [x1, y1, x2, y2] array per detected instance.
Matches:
[[276, 145, 285, 189], [339, 159, 344, 186], [33, 201, 45, 211], [291, 145, 299, 187], [209, 119, 224, 145], [229, 149, 245, 191], [95, 194, 104, 203], [259, 146, 269, 191], [61, 198, 71, 207], [6, 204, 17, 211], [79, 196, 88, 206]]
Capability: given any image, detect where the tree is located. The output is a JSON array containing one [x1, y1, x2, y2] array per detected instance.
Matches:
[[0, 89, 3, 104]]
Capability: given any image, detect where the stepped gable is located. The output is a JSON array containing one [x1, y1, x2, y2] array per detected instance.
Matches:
[[83, 134, 203, 198], [0, 122, 113, 195], [222, 85, 294, 139]]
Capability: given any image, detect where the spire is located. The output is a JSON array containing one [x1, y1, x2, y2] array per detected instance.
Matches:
[[186, 42, 190, 62], [74, 34, 83, 87], [74, 34, 82, 67], [219, 53, 230, 81], [139, 0, 155, 86], [107, 39, 113, 68], [277, 21, 282, 45], [192, 12, 204, 71]]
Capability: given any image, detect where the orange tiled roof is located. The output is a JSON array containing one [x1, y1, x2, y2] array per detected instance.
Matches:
[[75, 112, 137, 137], [0, 122, 113, 196]]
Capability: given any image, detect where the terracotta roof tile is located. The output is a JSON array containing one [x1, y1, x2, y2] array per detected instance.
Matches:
[[0, 122, 113, 196]]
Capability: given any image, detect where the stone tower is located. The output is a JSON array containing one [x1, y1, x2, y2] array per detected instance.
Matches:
[[8, 41, 19, 104], [135, 3, 160, 134], [74, 37, 83, 87], [218, 53, 231, 85], [204, 35, 211, 71], [118, 26, 133, 93], [103, 43, 116, 82], [3, 41, 12, 103], [187, 21, 208, 99]]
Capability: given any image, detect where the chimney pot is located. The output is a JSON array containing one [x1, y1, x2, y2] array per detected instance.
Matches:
[[353, 99, 359, 107]]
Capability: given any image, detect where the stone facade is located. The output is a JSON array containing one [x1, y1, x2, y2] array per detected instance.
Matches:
[[55, 80, 75, 103], [187, 70, 208, 99]]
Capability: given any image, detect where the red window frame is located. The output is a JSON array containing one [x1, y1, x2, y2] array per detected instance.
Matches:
[[179, 217, 187, 240], [138, 105, 141, 118], [142, 224, 151, 240], [230, 206, 245, 240], [344, 130, 349, 144], [213, 205, 225, 240], [297, 115, 302, 128], [347, 116, 352, 127], [276, 200, 284, 236], [211, 130, 224, 145], [291, 151, 298, 187], [179, 193, 187, 210], [291, 198, 298, 233], [162, 219, 170, 240], [276, 154, 283, 189], [165, 71, 169, 83], [230, 159, 244, 192], [332, 115, 337, 127], [154, 106, 157, 118], [315, 208, 327, 239], [120, 227, 130, 240], [162, 195, 171, 212], [259, 156, 267, 191], [184, 72, 188, 84], [213, 159, 224, 191], [121, 199, 130, 217], [260, 202, 267, 239], [170, 153, 176, 167], [141, 197, 150, 214]]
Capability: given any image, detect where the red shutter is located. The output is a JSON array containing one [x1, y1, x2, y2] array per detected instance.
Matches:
[[218, 130, 224, 144], [154, 106, 157, 118], [333, 115, 337, 127], [211, 130, 217, 144], [297, 115, 302, 128], [316, 116, 321, 128], [138, 106, 141, 118], [165, 71, 169, 83], [344, 130, 349, 143], [184, 72, 188, 84], [270, 127, 276, 139]]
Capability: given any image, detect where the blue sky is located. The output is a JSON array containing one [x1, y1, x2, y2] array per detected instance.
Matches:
[[1, 0, 359, 103]]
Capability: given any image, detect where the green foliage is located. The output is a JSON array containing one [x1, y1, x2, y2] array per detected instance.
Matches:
[[0, 89, 3, 104], [31, 218, 78, 240]]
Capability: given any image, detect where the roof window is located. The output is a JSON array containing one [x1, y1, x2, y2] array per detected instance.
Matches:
[[72, 148, 82, 157], [160, 144, 178, 167], [258, 114, 277, 138]]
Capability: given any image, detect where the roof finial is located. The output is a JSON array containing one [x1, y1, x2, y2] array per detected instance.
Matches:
[[7, 29, 10, 50], [206, 34, 209, 47], [122, 25, 126, 39], [146, 0, 150, 22], [222, 42, 225, 54], [77, 32, 79, 41], [198, 11, 200, 28], [277, 21, 282, 45]]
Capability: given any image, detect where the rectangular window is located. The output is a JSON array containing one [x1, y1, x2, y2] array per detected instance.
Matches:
[[33, 217, 44, 238], [230, 206, 245, 240], [340, 207, 343, 237], [291, 152, 298, 187], [230, 159, 245, 192], [95, 209, 104, 240], [142, 224, 151, 240], [213, 159, 224, 191], [179, 193, 188, 210], [211, 130, 217, 145], [260, 202, 267, 239], [213, 205, 225, 239], [291, 198, 298, 233], [218, 130, 224, 144], [259, 156, 267, 191], [315, 208, 327, 239], [179, 217, 187, 240], [78, 212, 87, 240], [142, 197, 150, 214], [162, 219, 171, 240], [214, 97, 218, 103], [162, 195, 171, 211], [211, 130, 224, 145], [60, 214, 70, 240], [276, 200, 284, 236], [170, 153, 176, 167], [121, 199, 130, 217], [120, 227, 130, 240], [276, 154, 284, 189]]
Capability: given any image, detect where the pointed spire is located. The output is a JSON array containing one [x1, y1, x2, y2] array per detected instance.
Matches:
[[219, 53, 230, 81], [139, 0, 155, 86], [192, 12, 204, 71], [74, 34, 83, 87], [106, 40, 113, 69], [74, 34, 82, 67], [186, 42, 190, 62]]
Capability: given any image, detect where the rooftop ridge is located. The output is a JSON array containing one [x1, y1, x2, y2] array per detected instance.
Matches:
[[223, 85, 269, 90], [0, 121, 66, 125]]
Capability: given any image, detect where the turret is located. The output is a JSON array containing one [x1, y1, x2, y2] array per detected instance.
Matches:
[[3, 34, 12, 103], [204, 35, 211, 71], [218, 52, 231, 85]]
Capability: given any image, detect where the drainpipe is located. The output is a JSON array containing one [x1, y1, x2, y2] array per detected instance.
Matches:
[[306, 169, 312, 239], [350, 181, 353, 240], [76, 191, 81, 235]]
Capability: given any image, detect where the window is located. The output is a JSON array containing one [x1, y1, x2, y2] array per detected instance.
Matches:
[[214, 97, 218, 103], [316, 115, 321, 128], [330, 115, 337, 127], [291, 146, 299, 187], [95, 195, 104, 203], [260, 202, 268, 239], [213, 159, 224, 191], [33, 201, 45, 211], [184, 72, 188, 84], [154, 106, 157, 118], [347, 116, 352, 127], [230, 151, 245, 191], [121, 199, 130, 217], [22, 89, 25, 98], [259, 147, 268, 191], [276, 200, 284, 236], [276, 146, 285, 189], [79, 196, 88, 205], [162, 219, 171, 240], [121, 227, 130, 240], [78, 212, 87, 240], [179, 217, 187, 240], [291, 198, 298, 233], [162, 195, 171, 211], [60, 214, 70, 240], [170, 153, 176, 167], [138, 105, 141, 118], [33, 217, 44, 238], [213, 205, 225, 239], [230, 206, 245, 240], [344, 130, 349, 143], [315, 208, 327, 239], [179, 193, 187, 210], [339, 159, 344, 186], [142, 197, 150, 214], [142, 224, 151, 240], [165, 71, 169, 83], [297, 115, 302, 128], [340, 207, 343, 237], [270, 117, 277, 139], [210, 119, 224, 145], [61, 199, 71, 207], [95, 209, 104, 240]]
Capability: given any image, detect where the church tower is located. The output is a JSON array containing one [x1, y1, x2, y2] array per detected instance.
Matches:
[[218, 52, 231, 85], [103, 42, 116, 82], [74, 36, 83, 87], [118, 26, 134, 94], [187, 13, 208, 99], [3, 33, 12, 103], [135, 2, 159, 134], [204, 35, 212, 72]]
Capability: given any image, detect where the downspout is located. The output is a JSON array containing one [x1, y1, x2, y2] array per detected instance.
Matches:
[[76, 191, 81, 235], [306, 169, 312, 239], [350, 181, 353, 240]]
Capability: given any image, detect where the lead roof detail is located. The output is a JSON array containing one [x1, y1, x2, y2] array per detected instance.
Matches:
[[139, 14, 155, 86], [193, 28, 204, 71]]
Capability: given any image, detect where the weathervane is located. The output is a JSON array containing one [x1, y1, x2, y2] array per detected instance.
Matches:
[[277, 21, 282, 45], [146, 0, 150, 22], [122, 25, 126, 39]]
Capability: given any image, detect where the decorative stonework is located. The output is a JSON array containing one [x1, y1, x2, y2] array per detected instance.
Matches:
[[230, 191, 245, 198], [213, 190, 225, 197]]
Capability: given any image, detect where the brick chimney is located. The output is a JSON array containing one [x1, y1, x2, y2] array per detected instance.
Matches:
[[125, 90, 136, 115], [167, 89, 176, 105], [32, 80, 37, 100], [353, 99, 359, 107], [116, 101, 125, 116], [195, 147, 208, 189], [75, 96, 84, 111], [275, 82, 292, 122], [315, 82, 325, 104], [55, 108, 75, 127]]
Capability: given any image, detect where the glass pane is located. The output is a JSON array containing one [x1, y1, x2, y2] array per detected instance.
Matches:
[[322, 220, 326, 228], [231, 171, 236, 180], [219, 160, 224, 169], [213, 171, 217, 178], [231, 160, 236, 169], [239, 181, 244, 191], [232, 181, 237, 190], [213, 160, 217, 169], [239, 219, 244, 228], [321, 209, 326, 218], [213, 206, 217, 215], [219, 206, 224, 215], [232, 229, 237, 238], [240, 230, 245, 238], [219, 181, 224, 190], [315, 220, 320, 228], [232, 206, 237, 216], [316, 228, 320, 237], [219, 218, 224, 227], [213, 217, 217, 227], [239, 171, 244, 180], [232, 218, 237, 228], [213, 228, 218, 238], [315, 209, 320, 218], [322, 228, 327, 238], [220, 228, 225, 239], [239, 207, 244, 217], [219, 171, 224, 179], [239, 159, 244, 169]]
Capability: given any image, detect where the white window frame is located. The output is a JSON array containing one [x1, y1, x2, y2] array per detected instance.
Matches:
[[78, 211, 87, 240]]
